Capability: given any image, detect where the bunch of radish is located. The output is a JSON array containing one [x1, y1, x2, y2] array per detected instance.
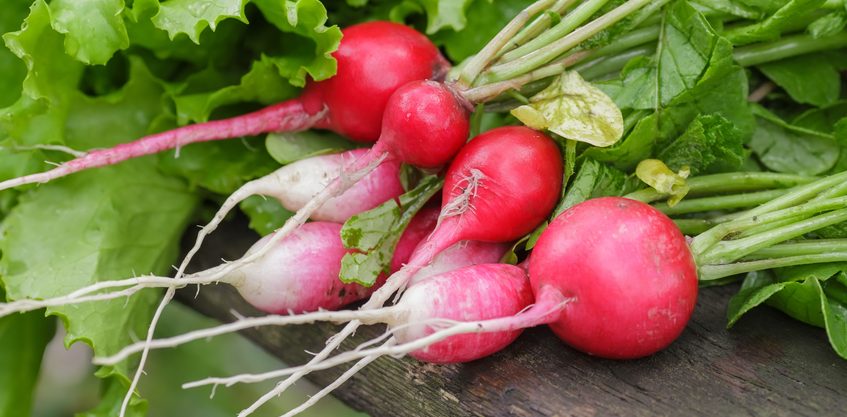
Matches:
[[0, 1, 707, 416]]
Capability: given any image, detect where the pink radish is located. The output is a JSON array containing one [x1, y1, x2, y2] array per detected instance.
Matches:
[[394, 264, 533, 363], [98, 263, 534, 366], [0, 21, 448, 192]]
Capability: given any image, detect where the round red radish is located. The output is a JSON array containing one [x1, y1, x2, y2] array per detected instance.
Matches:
[[377, 80, 471, 168], [304, 22, 450, 142], [529, 197, 698, 359], [438, 126, 563, 242]]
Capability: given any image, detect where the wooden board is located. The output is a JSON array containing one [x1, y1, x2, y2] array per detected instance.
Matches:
[[178, 217, 847, 417]]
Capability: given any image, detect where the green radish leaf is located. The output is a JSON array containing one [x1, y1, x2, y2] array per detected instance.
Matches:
[[151, 0, 248, 44], [0, 56, 198, 413], [727, 270, 784, 327], [49, 0, 129, 65], [657, 114, 746, 176], [265, 130, 356, 165], [690, 0, 764, 19], [792, 101, 847, 133], [748, 105, 839, 175], [0, 309, 55, 417], [556, 158, 639, 217], [239, 195, 293, 236], [759, 54, 841, 107], [512, 71, 623, 147], [723, 0, 826, 45], [340, 175, 443, 286], [582, 113, 658, 171]]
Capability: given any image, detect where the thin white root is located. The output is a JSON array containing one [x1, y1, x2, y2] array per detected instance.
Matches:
[[0, 267, 232, 318], [236, 265, 417, 417], [95, 308, 399, 366], [440, 168, 486, 220], [280, 340, 393, 417], [180, 319, 458, 390], [0, 144, 88, 157], [174, 183, 259, 281]]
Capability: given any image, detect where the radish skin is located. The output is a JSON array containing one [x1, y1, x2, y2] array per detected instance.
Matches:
[[528, 197, 698, 359]]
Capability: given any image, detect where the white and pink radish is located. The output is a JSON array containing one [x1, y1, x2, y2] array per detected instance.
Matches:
[[176, 148, 404, 280], [0, 21, 448, 192], [97, 263, 534, 366]]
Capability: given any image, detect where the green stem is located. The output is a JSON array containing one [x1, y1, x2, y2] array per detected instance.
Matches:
[[498, 0, 578, 57], [734, 171, 847, 219], [576, 45, 656, 80], [674, 219, 716, 235], [690, 196, 847, 258], [623, 172, 814, 203], [699, 252, 847, 282], [457, 0, 558, 88], [654, 189, 787, 216], [734, 32, 847, 67], [500, 0, 611, 62], [484, 0, 653, 83], [734, 214, 806, 239], [743, 240, 847, 260], [699, 208, 847, 265]]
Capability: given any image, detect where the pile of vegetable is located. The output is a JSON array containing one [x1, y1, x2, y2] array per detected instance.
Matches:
[[2, 0, 847, 415]]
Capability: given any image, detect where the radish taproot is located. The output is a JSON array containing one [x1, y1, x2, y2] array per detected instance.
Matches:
[[0, 21, 448, 192]]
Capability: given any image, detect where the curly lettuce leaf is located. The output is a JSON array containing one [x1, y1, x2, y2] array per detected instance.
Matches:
[[152, 0, 248, 43], [49, 0, 130, 65]]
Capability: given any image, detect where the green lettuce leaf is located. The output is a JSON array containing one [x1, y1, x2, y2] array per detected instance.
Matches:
[[151, 0, 248, 44], [49, 0, 130, 65]]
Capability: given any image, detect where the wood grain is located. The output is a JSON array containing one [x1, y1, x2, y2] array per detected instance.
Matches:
[[178, 216, 847, 417]]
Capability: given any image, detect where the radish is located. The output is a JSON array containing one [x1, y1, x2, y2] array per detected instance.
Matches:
[[0, 21, 448, 192], [96, 263, 534, 366], [527, 197, 698, 358], [176, 148, 404, 281], [239, 125, 563, 415]]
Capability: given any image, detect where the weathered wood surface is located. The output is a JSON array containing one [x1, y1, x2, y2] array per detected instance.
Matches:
[[178, 217, 847, 417]]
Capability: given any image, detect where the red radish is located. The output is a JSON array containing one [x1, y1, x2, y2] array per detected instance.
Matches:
[[390, 205, 441, 273], [0, 21, 448, 192], [409, 240, 509, 286], [98, 263, 534, 366], [527, 197, 698, 359]]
